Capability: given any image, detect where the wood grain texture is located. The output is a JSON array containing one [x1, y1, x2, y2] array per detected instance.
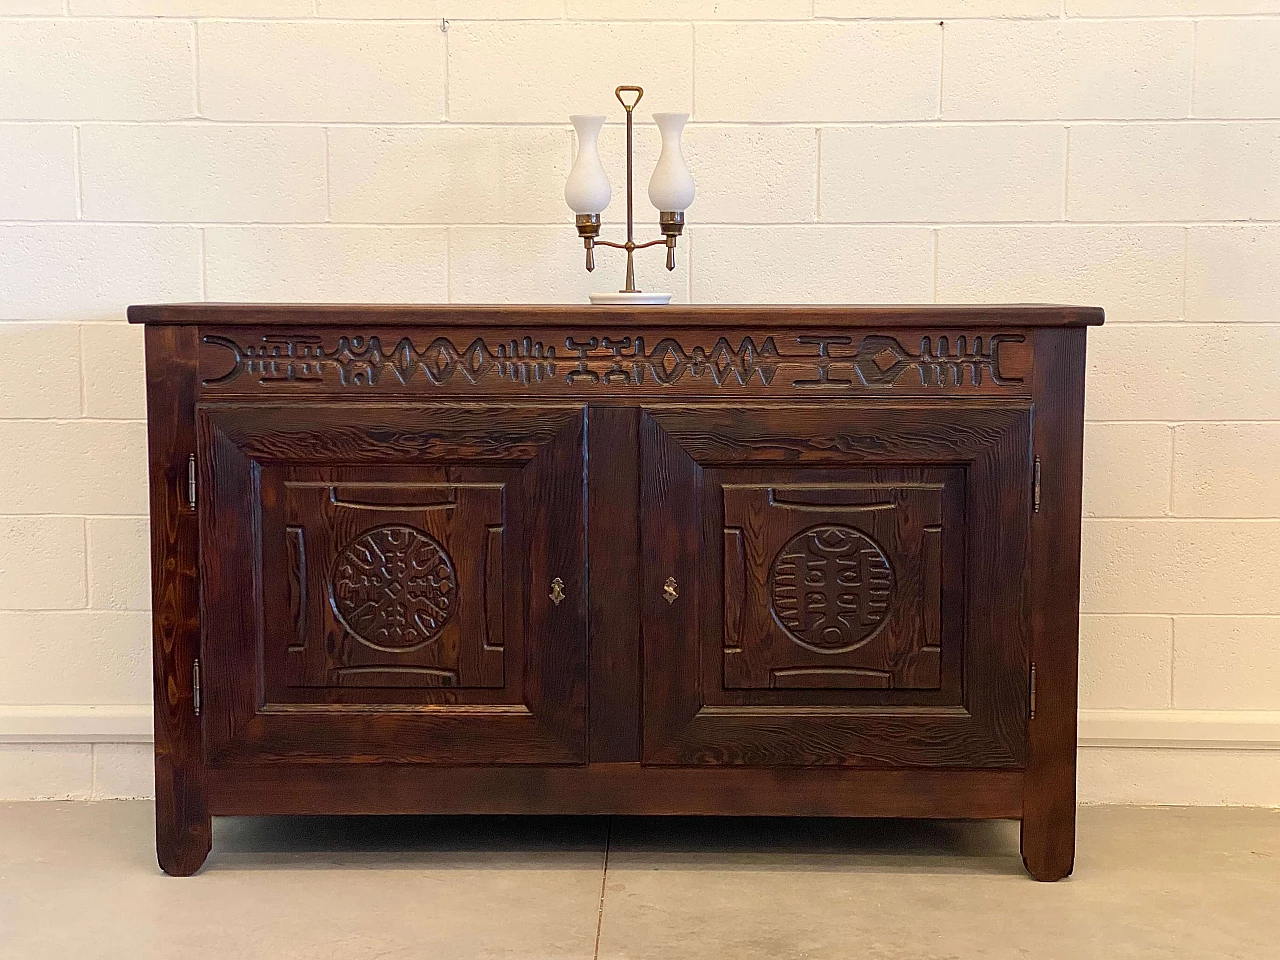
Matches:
[[1022, 328, 1086, 882], [145, 325, 210, 877], [587, 406, 642, 762], [206, 763, 1024, 820], [203, 403, 574, 463], [640, 404, 1031, 768], [136, 304, 1096, 881], [198, 403, 589, 766], [128, 303, 1105, 328]]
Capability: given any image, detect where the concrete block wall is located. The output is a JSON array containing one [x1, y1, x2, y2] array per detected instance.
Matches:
[[1, 2, 1279, 804]]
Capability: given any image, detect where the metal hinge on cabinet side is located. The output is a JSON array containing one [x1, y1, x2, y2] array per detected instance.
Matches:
[[192, 659, 201, 717], [1029, 662, 1037, 720], [1033, 457, 1042, 513], [187, 455, 197, 511]]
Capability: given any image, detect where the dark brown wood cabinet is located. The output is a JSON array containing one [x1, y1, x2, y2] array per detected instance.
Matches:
[[130, 304, 1101, 881]]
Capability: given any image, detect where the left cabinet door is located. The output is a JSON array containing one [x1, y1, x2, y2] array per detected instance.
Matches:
[[197, 403, 587, 766]]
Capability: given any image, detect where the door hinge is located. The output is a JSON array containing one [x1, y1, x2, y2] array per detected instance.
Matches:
[[1032, 456, 1042, 513], [1029, 662, 1037, 720], [192, 659, 201, 717], [186, 454, 197, 511]]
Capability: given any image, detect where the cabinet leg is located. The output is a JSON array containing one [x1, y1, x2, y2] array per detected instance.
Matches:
[[155, 761, 211, 877], [1020, 808, 1075, 881]]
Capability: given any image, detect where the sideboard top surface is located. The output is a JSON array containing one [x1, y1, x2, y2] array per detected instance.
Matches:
[[127, 303, 1105, 328]]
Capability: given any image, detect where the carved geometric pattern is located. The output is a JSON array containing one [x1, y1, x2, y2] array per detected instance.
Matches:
[[329, 525, 456, 652], [769, 525, 894, 654], [201, 332, 1025, 391]]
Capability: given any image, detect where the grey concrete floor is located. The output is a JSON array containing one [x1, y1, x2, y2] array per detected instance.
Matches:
[[0, 803, 1277, 959]]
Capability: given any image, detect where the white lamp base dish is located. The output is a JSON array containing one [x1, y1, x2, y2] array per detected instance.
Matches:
[[589, 292, 673, 305]]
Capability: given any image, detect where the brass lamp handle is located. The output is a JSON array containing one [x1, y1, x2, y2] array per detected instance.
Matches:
[[615, 85, 644, 112]]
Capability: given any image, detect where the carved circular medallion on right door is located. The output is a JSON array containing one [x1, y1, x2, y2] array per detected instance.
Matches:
[[769, 525, 894, 654]]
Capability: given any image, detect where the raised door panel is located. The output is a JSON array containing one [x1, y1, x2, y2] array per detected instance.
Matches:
[[640, 403, 1032, 768], [199, 403, 586, 766], [272, 474, 506, 692], [723, 479, 953, 692]]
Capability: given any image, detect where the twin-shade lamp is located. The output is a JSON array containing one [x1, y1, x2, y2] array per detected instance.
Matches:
[[565, 86, 695, 305]]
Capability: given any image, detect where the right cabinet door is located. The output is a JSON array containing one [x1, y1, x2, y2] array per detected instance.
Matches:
[[640, 403, 1033, 768]]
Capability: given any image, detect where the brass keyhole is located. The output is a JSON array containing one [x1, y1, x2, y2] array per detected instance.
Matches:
[[663, 576, 679, 605], [550, 578, 566, 607]]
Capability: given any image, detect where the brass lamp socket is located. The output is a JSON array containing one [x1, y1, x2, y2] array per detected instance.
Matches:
[[659, 211, 685, 238], [575, 214, 602, 239]]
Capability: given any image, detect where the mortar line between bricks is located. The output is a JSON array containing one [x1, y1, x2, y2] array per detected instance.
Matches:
[[1082, 518, 1280, 524], [80, 516, 89, 611], [76, 324, 86, 416], [1082, 613, 1280, 620], [20, 118, 1280, 127], [814, 127, 822, 220], [7, 219, 1280, 228], [191, 19, 200, 118], [1188, 19, 1199, 118], [323, 128, 332, 222], [12, 14, 1280, 22], [0, 608, 151, 613], [0, 514, 150, 519], [71, 126, 83, 220]]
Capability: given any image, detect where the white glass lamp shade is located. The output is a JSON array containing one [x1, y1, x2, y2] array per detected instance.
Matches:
[[565, 115, 612, 215], [648, 112, 695, 213]]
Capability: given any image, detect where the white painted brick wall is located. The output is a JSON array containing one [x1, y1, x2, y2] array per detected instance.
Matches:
[[328, 127, 570, 224], [203, 226, 449, 302], [0, 611, 152, 704], [1079, 615, 1172, 710], [942, 20, 1194, 120], [80, 125, 328, 222], [0, 20, 195, 121], [820, 125, 1066, 222], [1082, 424, 1173, 519], [695, 23, 940, 122], [1, 4, 1278, 804], [0, 126, 77, 219], [198, 21, 446, 123]]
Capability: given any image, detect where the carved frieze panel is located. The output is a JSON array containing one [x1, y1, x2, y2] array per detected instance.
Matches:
[[198, 328, 1032, 397]]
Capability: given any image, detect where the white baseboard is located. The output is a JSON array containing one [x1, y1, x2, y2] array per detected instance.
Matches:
[[1078, 709, 1280, 750], [0, 705, 152, 743], [3, 705, 1280, 750]]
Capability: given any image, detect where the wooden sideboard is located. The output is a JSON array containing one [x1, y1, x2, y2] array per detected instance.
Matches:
[[129, 303, 1102, 880]]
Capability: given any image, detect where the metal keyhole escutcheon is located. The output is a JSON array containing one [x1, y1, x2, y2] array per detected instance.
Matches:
[[663, 577, 679, 605], [550, 578, 566, 607]]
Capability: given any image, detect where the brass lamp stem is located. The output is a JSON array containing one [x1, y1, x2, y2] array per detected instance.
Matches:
[[617, 85, 642, 294]]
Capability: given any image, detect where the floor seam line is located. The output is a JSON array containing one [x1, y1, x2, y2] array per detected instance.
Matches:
[[593, 817, 612, 960]]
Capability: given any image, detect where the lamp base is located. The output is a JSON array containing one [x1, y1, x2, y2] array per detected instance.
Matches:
[[589, 292, 673, 305]]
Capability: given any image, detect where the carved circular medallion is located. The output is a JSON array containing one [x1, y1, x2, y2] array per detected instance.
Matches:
[[331, 525, 456, 652], [769, 525, 894, 654]]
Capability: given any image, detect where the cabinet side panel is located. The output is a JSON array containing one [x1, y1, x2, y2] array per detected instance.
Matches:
[[1022, 327, 1086, 881], [145, 325, 210, 876]]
